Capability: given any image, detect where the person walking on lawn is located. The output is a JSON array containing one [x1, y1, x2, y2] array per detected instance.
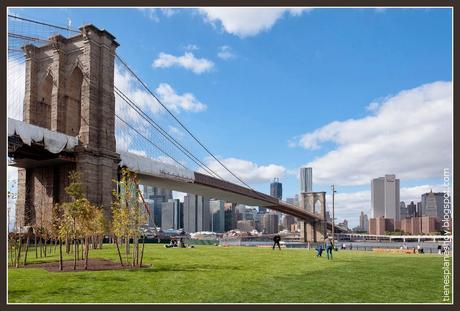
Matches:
[[325, 235, 334, 260], [272, 234, 281, 250]]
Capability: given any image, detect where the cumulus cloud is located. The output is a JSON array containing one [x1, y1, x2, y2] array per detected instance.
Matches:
[[114, 66, 207, 151], [199, 156, 286, 184], [153, 52, 214, 74], [155, 83, 207, 113], [8, 57, 25, 120], [217, 45, 235, 60], [198, 8, 312, 37], [292, 81, 452, 186], [137, 8, 179, 21]]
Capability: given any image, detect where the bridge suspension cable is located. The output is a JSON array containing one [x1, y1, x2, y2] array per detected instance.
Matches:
[[7, 13, 265, 195]]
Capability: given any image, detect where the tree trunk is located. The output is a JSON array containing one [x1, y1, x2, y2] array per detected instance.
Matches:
[[23, 234, 30, 266], [84, 237, 89, 270], [136, 237, 140, 266], [44, 237, 47, 258], [34, 234, 37, 258], [81, 239, 84, 260], [73, 239, 77, 270], [114, 235, 124, 266], [76, 239, 80, 261], [15, 235, 22, 268], [39, 237, 42, 258], [66, 237, 71, 254], [140, 234, 145, 267], [59, 239, 63, 271]]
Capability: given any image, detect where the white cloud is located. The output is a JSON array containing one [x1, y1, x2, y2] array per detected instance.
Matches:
[[185, 44, 199, 51], [153, 52, 214, 74], [198, 8, 312, 38], [217, 45, 236, 60], [8, 57, 25, 120], [200, 156, 286, 184], [168, 126, 184, 139], [137, 8, 179, 21], [155, 83, 207, 113], [128, 149, 147, 157], [114, 66, 206, 151], [293, 81, 452, 186]]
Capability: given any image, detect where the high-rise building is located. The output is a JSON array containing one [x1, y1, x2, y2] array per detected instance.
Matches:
[[371, 174, 400, 221], [210, 199, 225, 233], [161, 199, 182, 230], [143, 186, 173, 227], [359, 211, 369, 232], [420, 190, 446, 220], [283, 215, 296, 232], [270, 178, 282, 200], [183, 194, 210, 233], [300, 167, 313, 193], [407, 201, 417, 218], [237, 220, 255, 232], [400, 201, 408, 219], [224, 202, 237, 231], [262, 213, 279, 234]]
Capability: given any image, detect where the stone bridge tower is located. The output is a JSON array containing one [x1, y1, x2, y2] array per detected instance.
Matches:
[[15, 25, 120, 227], [299, 192, 328, 242]]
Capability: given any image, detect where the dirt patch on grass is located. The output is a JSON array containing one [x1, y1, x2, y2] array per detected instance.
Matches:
[[23, 258, 151, 272]]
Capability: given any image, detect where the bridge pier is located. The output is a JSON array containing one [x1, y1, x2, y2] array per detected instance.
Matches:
[[14, 24, 120, 228]]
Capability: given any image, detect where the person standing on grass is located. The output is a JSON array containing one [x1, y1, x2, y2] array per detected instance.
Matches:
[[325, 235, 334, 260], [272, 234, 281, 250]]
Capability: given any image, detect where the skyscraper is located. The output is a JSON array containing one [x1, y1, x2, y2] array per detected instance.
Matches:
[[300, 167, 313, 193], [143, 186, 173, 227], [407, 201, 417, 218], [270, 178, 282, 200], [262, 213, 279, 234], [359, 211, 369, 232], [209, 199, 225, 233], [420, 190, 446, 220], [183, 194, 210, 233], [371, 174, 400, 221], [161, 199, 182, 230]]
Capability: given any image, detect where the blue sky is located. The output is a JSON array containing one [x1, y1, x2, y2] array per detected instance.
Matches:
[[7, 7, 453, 226]]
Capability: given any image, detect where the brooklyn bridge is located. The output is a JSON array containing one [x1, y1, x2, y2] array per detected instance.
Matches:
[[7, 15, 344, 242]]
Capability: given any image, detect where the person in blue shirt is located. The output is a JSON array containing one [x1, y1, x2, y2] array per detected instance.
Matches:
[[325, 235, 334, 260], [315, 244, 323, 257]]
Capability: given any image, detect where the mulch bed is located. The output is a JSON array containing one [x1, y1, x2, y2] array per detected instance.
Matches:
[[22, 258, 151, 272]]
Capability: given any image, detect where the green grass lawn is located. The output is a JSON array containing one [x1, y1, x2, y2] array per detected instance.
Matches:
[[8, 244, 449, 303]]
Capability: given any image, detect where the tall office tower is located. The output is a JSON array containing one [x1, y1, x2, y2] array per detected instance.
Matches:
[[224, 202, 237, 231], [262, 213, 279, 234], [183, 194, 210, 233], [161, 199, 182, 230], [300, 167, 313, 193], [400, 201, 408, 219], [210, 199, 225, 233], [359, 211, 369, 231], [143, 186, 173, 227], [407, 201, 417, 218], [371, 174, 400, 221], [421, 190, 446, 220], [270, 178, 283, 200]]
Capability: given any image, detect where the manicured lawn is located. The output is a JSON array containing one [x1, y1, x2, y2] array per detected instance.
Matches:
[[8, 244, 448, 303]]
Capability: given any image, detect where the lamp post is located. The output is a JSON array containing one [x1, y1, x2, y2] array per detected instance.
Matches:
[[331, 185, 336, 241]]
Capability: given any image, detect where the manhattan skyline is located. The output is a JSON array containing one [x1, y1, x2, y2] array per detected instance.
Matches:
[[7, 7, 453, 227]]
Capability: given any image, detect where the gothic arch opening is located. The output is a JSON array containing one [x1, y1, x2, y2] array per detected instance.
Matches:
[[36, 73, 53, 128], [314, 199, 321, 214], [65, 66, 83, 136]]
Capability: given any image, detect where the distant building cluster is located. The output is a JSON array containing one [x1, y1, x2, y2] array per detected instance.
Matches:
[[364, 174, 450, 235]]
